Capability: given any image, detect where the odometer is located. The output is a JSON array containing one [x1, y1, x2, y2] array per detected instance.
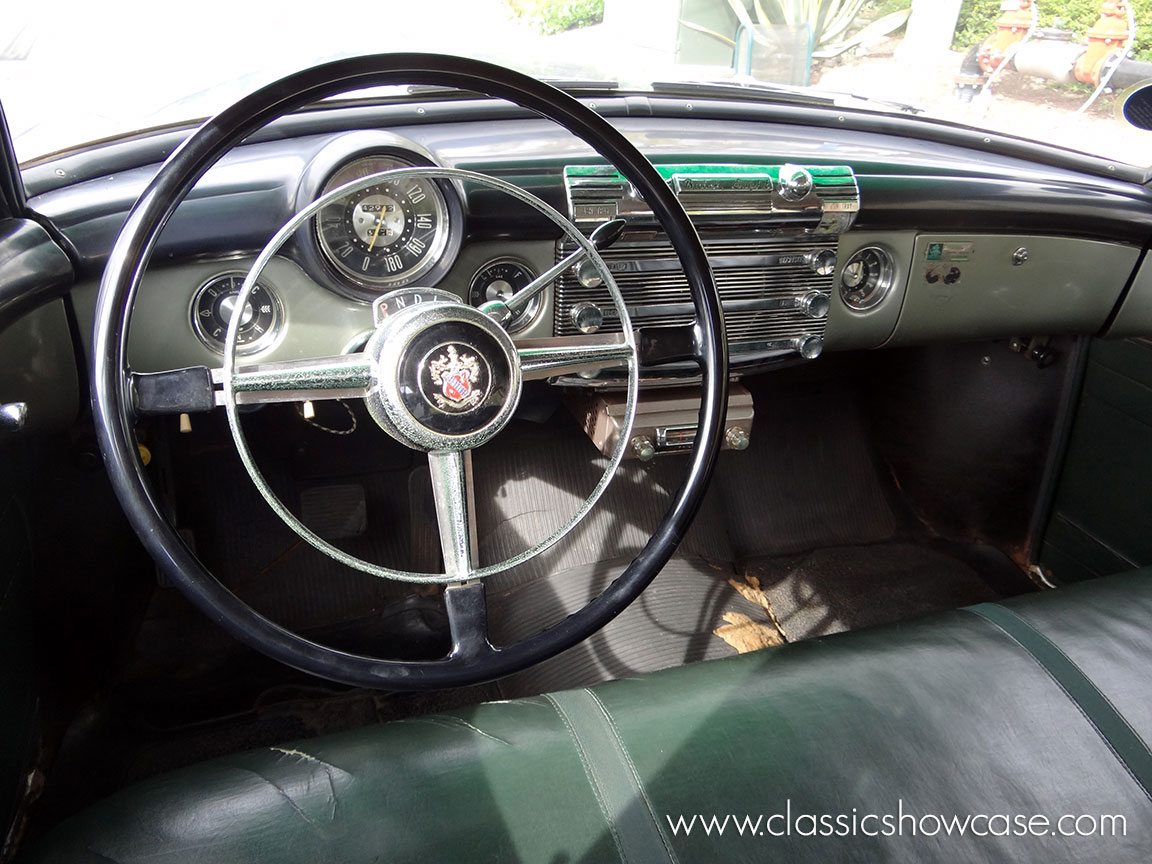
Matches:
[[314, 155, 450, 291]]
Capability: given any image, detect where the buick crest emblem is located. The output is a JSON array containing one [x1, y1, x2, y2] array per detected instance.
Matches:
[[427, 345, 485, 411]]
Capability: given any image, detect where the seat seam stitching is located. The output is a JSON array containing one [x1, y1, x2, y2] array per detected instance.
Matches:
[[544, 693, 630, 864], [971, 609, 1146, 798], [584, 688, 680, 864], [964, 606, 1152, 804], [997, 607, 1152, 764]]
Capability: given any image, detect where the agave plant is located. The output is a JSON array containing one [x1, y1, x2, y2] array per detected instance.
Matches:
[[681, 0, 895, 72], [736, 0, 870, 48]]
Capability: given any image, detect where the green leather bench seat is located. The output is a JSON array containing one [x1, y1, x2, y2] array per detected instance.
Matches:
[[23, 571, 1152, 863]]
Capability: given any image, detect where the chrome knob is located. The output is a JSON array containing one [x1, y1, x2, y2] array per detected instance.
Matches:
[[779, 165, 814, 201], [631, 435, 656, 461], [576, 259, 603, 287], [793, 334, 824, 360], [724, 426, 750, 451], [799, 291, 830, 319], [0, 402, 27, 432], [570, 301, 604, 334], [809, 249, 837, 276]]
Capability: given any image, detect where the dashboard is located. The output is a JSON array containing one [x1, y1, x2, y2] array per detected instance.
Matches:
[[7, 99, 1152, 439]]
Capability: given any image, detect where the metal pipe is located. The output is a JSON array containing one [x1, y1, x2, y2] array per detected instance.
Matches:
[[1107, 57, 1152, 90], [1012, 40, 1085, 84]]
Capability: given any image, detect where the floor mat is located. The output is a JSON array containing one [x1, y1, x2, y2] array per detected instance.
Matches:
[[130, 388, 1007, 685], [743, 541, 1019, 642], [478, 386, 909, 591], [489, 541, 1029, 698], [713, 389, 907, 558], [490, 557, 770, 699]]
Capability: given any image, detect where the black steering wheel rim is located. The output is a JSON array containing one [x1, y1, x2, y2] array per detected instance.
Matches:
[[93, 53, 729, 690]]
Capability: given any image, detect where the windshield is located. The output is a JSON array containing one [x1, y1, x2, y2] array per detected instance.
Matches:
[[2, 0, 1150, 166]]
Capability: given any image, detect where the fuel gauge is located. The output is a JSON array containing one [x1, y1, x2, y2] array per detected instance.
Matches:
[[190, 271, 283, 354], [468, 258, 541, 333]]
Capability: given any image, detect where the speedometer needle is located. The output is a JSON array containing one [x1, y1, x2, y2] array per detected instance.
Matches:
[[367, 209, 386, 252]]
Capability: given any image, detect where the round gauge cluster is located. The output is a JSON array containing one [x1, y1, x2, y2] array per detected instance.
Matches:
[[314, 155, 450, 294], [190, 272, 283, 355], [468, 258, 542, 333], [840, 246, 895, 311]]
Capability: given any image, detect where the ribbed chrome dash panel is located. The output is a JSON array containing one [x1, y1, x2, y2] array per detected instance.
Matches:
[[554, 236, 839, 344], [557, 164, 859, 376]]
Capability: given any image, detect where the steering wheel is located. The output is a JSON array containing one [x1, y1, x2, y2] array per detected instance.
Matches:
[[93, 54, 728, 690]]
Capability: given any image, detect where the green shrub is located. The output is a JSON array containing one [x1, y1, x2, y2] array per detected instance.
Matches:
[[506, 0, 605, 34], [953, 0, 1003, 50], [953, 0, 1152, 63]]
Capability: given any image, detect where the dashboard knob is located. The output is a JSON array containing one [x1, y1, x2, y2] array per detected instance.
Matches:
[[793, 334, 824, 360], [631, 435, 656, 461], [570, 301, 605, 334], [576, 259, 604, 287], [779, 165, 814, 201], [0, 402, 27, 433], [809, 249, 837, 276], [799, 291, 830, 319], [724, 426, 750, 451]]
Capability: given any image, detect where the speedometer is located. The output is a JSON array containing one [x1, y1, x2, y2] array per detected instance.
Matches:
[[314, 155, 450, 291]]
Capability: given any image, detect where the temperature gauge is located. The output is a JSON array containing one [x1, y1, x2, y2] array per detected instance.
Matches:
[[190, 272, 283, 355], [468, 258, 541, 333]]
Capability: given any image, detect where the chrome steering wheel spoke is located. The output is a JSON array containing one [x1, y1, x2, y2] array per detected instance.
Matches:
[[212, 353, 374, 406], [427, 449, 478, 580], [517, 333, 633, 380], [481, 217, 626, 328]]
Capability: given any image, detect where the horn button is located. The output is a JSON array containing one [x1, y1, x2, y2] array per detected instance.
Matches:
[[364, 301, 522, 451]]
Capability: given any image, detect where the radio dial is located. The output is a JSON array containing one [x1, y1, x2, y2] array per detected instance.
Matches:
[[809, 249, 837, 276], [570, 302, 605, 334]]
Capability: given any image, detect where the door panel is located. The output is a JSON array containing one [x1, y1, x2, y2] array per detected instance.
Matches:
[[1041, 338, 1152, 582], [0, 440, 39, 856]]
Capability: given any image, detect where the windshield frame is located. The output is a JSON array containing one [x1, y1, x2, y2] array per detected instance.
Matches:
[[16, 85, 1151, 202]]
